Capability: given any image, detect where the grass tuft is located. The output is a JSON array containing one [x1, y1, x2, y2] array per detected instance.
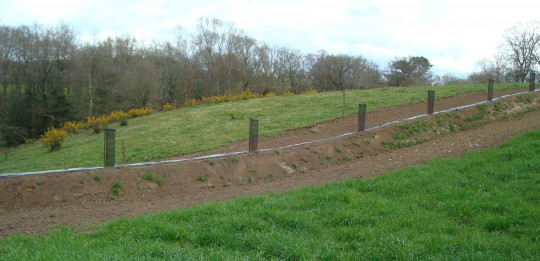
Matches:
[[111, 181, 122, 196], [196, 174, 208, 182]]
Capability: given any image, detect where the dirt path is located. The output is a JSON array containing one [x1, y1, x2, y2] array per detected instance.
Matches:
[[1, 89, 538, 238]]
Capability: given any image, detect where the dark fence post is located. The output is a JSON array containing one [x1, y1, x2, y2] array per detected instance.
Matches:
[[249, 119, 259, 153], [104, 128, 116, 167], [358, 104, 367, 131], [488, 79, 494, 101], [427, 90, 435, 115], [530, 72, 536, 92]]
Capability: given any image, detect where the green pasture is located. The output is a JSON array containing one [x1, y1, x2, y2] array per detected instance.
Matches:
[[0, 83, 528, 173]]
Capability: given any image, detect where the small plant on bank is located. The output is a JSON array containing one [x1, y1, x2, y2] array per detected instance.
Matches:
[[247, 167, 256, 175], [435, 115, 446, 126], [354, 152, 364, 159], [111, 181, 122, 196], [143, 171, 155, 181], [241, 175, 255, 184], [466, 105, 487, 122], [196, 174, 208, 182], [230, 155, 239, 163], [448, 122, 458, 132], [142, 171, 166, 186], [493, 102, 505, 112], [154, 178, 165, 186], [393, 121, 429, 140], [91, 173, 101, 182], [40, 128, 68, 152], [120, 118, 128, 126], [208, 159, 216, 166], [265, 172, 276, 181]]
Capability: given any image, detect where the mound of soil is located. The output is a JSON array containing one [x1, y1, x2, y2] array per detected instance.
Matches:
[[1, 89, 538, 237]]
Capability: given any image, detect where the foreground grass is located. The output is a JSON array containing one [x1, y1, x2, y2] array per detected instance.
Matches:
[[0, 83, 528, 173], [2, 128, 539, 259]]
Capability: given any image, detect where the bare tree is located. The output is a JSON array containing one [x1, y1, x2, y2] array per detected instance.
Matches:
[[311, 53, 353, 117], [502, 21, 540, 82], [192, 17, 230, 96]]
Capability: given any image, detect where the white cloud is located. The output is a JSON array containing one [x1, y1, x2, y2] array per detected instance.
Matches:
[[1, 0, 539, 76]]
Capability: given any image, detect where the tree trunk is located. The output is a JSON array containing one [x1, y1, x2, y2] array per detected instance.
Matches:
[[88, 71, 94, 117]]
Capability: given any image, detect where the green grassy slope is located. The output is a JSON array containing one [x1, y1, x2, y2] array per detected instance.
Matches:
[[1, 127, 539, 259], [0, 83, 528, 173]]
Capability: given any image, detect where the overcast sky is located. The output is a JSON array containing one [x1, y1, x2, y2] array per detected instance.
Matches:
[[1, 0, 538, 76]]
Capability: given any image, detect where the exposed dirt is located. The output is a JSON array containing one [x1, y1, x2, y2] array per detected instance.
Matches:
[[1, 89, 539, 238]]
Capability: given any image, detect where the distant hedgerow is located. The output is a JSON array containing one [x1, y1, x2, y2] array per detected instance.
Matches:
[[185, 98, 198, 106], [300, 89, 319, 94], [40, 128, 68, 152], [163, 102, 177, 111], [264, 91, 277, 97], [107, 110, 130, 122], [128, 107, 154, 118], [87, 116, 109, 134], [62, 121, 85, 134]]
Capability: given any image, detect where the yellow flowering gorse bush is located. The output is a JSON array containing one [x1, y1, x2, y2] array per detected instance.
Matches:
[[40, 128, 68, 151], [163, 102, 177, 111], [62, 121, 85, 134], [87, 115, 109, 133], [128, 107, 155, 118]]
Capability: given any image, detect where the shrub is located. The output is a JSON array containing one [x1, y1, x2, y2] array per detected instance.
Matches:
[[107, 110, 130, 122], [264, 92, 277, 97], [128, 107, 154, 118], [87, 116, 109, 134], [185, 99, 198, 106], [163, 102, 177, 111], [62, 121, 85, 134], [41, 128, 68, 151], [282, 90, 294, 96], [202, 95, 226, 104], [238, 88, 260, 100]]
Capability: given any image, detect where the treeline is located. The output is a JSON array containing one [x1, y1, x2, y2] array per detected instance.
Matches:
[[0, 18, 387, 147], [469, 21, 540, 84], [2, 18, 537, 148]]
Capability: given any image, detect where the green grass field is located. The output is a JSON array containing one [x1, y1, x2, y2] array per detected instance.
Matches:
[[0, 83, 528, 173], [1, 127, 539, 259]]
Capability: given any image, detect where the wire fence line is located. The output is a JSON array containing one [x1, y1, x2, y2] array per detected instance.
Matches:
[[1, 89, 538, 179]]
